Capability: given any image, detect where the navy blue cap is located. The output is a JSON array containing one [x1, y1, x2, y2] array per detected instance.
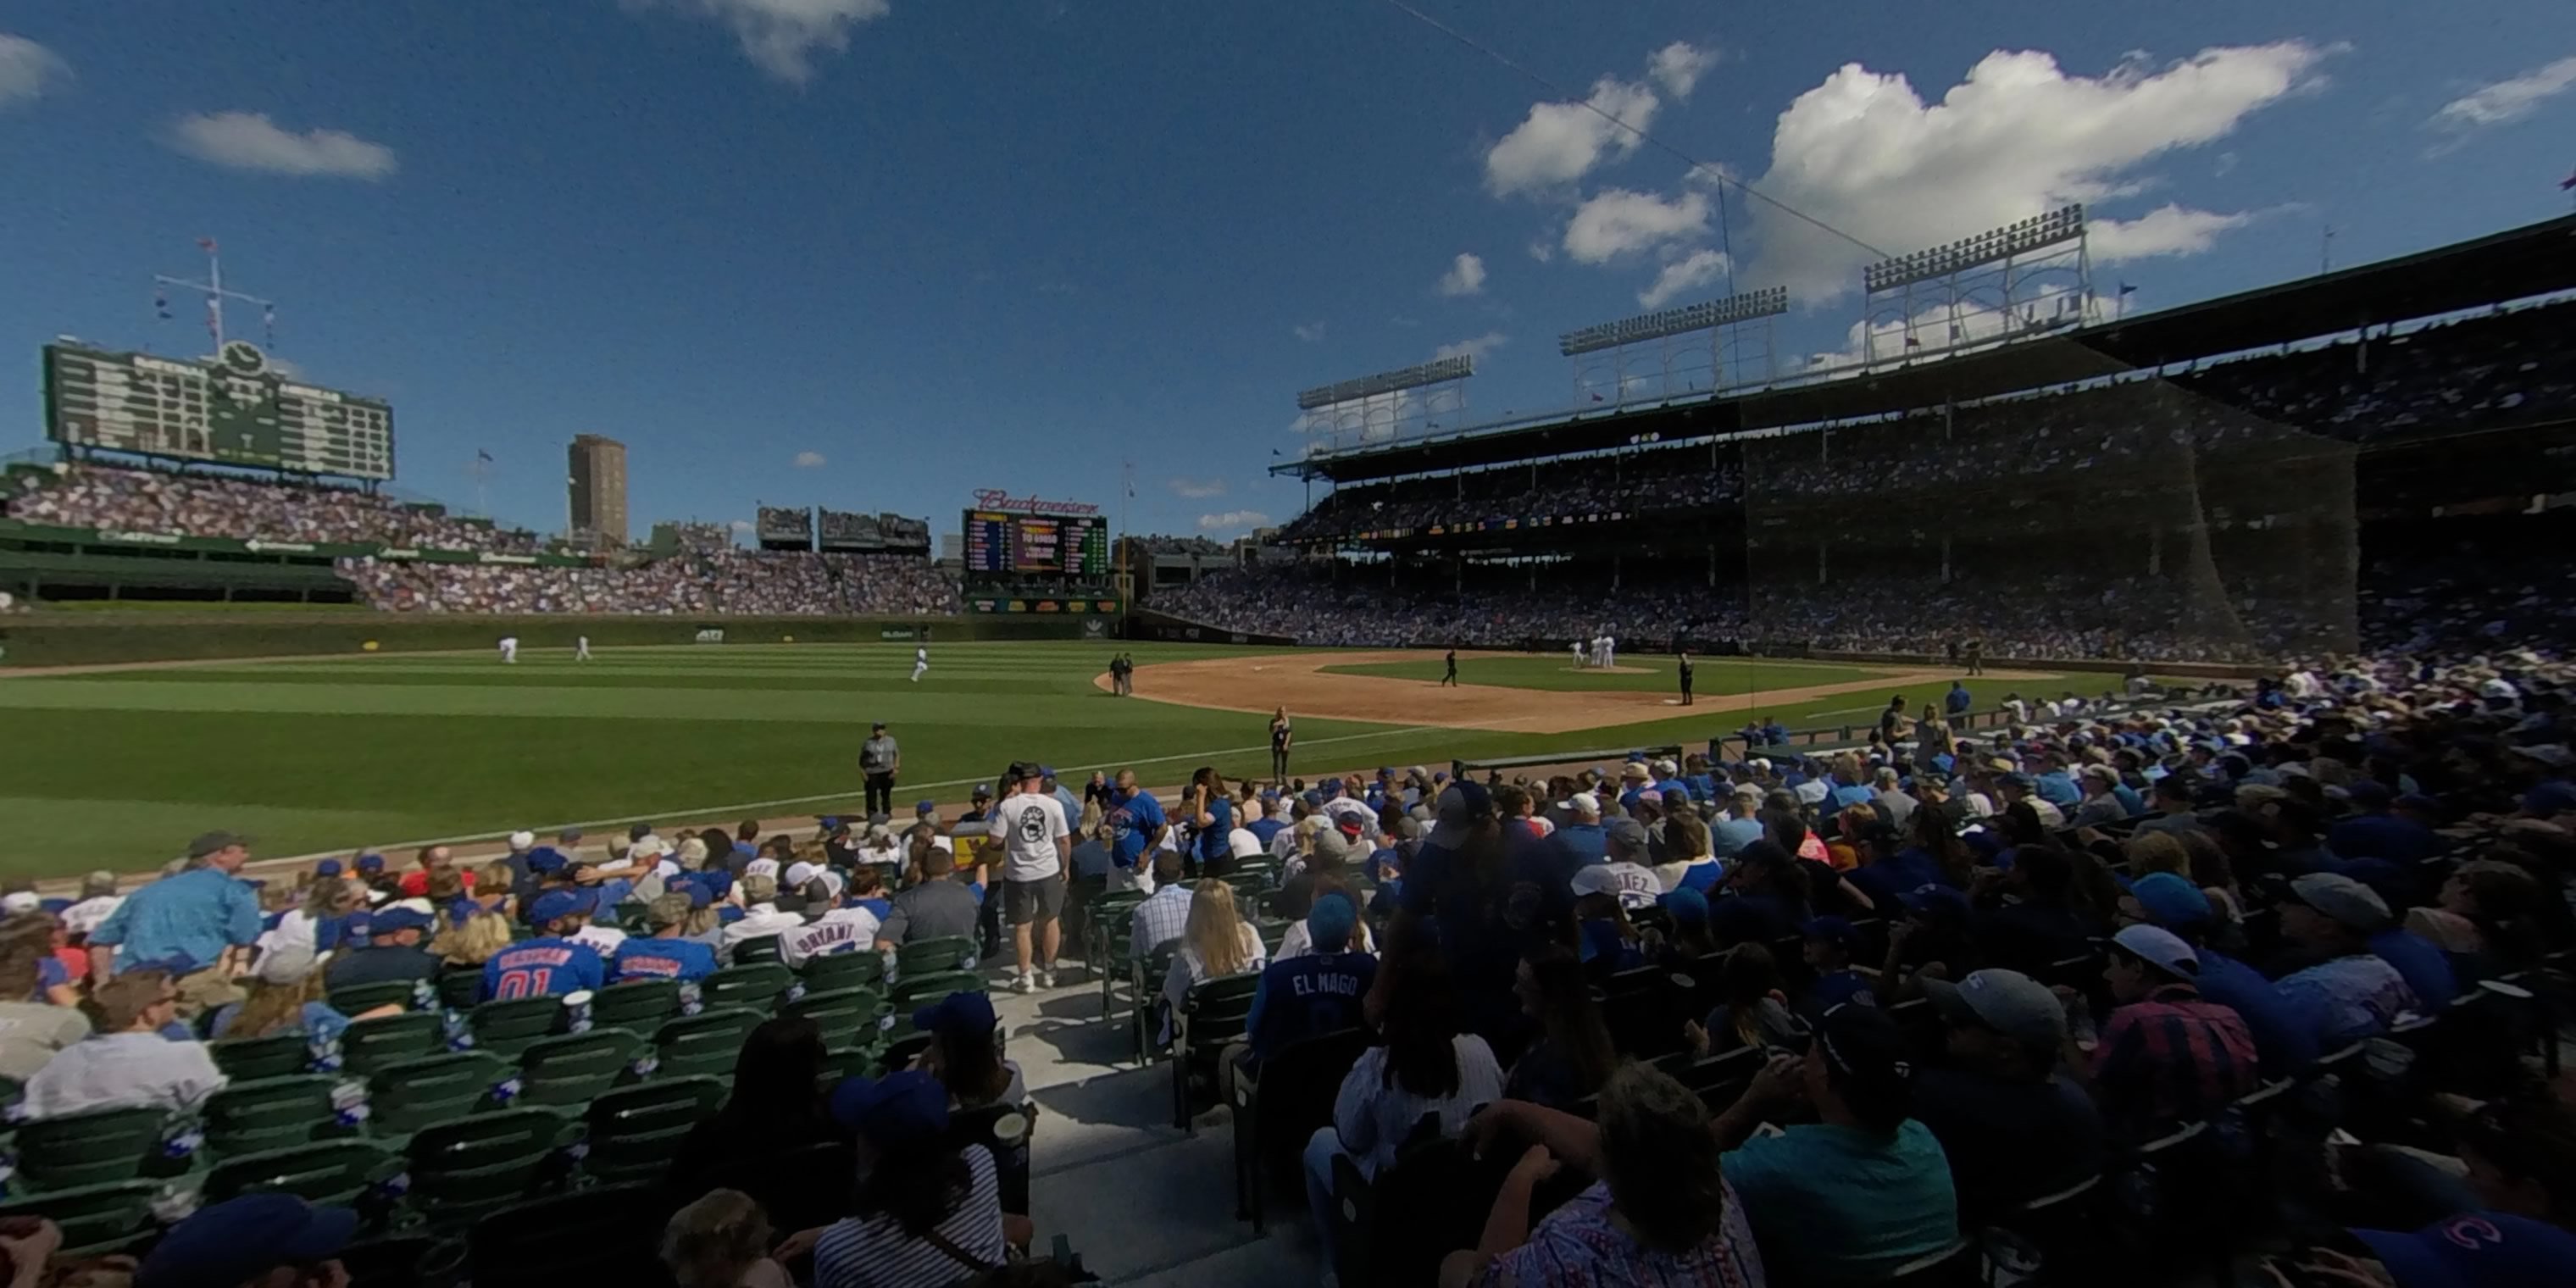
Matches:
[[829, 1070, 950, 1144], [2354, 1213, 2576, 1288], [916, 799, 938, 814], [911, 989, 997, 1041], [369, 908, 431, 935], [314, 859, 343, 878], [355, 852, 385, 871], [1802, 914, 1861, 952], [1658, 886, 1710, 924], [138, 1193, 358, 1288], [528, 890, 587, 926]]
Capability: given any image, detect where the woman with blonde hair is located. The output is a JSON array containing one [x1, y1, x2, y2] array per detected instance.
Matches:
[[473, 860, 519, 921], [211, 957, 391, 1042], [660, 1189, 791, 1288], [430, 910, 514, 967], [1159, 880, 1266, 1042]]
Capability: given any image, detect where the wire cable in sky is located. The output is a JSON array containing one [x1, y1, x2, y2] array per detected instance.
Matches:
[[1372, 0, 1896, 275]]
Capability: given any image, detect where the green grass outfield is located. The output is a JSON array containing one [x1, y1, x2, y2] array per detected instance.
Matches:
[[0, 641, 2062, 874]]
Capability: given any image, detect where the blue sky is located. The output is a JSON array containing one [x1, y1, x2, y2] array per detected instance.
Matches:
[[3, 1, 2573, 541]]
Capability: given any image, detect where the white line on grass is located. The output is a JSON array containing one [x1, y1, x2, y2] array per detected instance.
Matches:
[[243, 723, 1444, 872]]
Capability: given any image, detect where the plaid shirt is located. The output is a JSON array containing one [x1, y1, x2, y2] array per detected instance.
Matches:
[[1129, 884, 1192, 959], [2090, 983, 2260, 1131]]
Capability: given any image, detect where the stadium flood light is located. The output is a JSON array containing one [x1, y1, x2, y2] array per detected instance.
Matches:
[[1557, 286, 1789, 357], [1863, 205, 2086, 293], [1296, 356, 1474, 410]]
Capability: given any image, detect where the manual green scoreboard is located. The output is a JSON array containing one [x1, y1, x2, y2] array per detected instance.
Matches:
[[43, 340, 395, 481]]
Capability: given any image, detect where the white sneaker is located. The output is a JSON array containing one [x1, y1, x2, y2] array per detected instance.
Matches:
[[1010, 973, 1035, 994], [1035, 968, 1056, 990]]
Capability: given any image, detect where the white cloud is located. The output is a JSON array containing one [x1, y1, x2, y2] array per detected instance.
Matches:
[[637, 0, 891, 84], [1744, 42, 2328, 302], [1435, 331, 1509, 364], [729, 519, 756, 533], [1167, 476, 1226, 499], [792, 450, 826, 469], [1801, 284, 2099, 371], [1649, 42, 1714, 99], [1485, 75, 1661, 197], [1292, 321, 1326, 342], [1638, 248, 1731, 308], [2090, 204, 2254, 262], [1563, 188, 1710, 264], [1436, 253, 1488, 297], [167, 112, 397, 180], [0, 35, 68, 105], [1196, 510, 1270, 533], [2429, 56, 2576, 136]]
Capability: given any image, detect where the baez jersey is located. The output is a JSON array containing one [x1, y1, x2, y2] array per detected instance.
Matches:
[[482, 936, 606, 1001]]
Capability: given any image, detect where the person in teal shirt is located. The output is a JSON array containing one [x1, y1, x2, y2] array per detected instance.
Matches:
[[1708, 1003, 1960, 1284], [86, 832, 264, 980]]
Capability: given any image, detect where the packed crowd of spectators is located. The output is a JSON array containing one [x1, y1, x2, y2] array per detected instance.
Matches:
[[1157, 564, 1753, 648], [27, 647, 2576, 1285], [1280, 448, 1745, 544], [339, 551, 961, 616], [4, 463, 542, 552]]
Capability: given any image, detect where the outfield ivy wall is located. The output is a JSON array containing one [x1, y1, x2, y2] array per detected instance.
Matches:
[[0, 612, 1108, 666]]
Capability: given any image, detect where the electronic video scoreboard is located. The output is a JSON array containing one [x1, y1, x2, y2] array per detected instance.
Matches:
[[962, 509, 1109, 578], [42, 340, 395, 481]]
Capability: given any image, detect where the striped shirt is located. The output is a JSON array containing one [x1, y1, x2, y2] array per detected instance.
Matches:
[[1474, 1179, 1765, 1288], [813, 1146, 1005, 1288], [2090, 984, 2259, 1132]]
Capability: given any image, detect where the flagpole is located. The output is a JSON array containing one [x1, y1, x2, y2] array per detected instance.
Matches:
[[153, 238, 275, 357]]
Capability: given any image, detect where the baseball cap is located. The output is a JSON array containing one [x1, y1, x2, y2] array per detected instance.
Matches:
[[1602, 817, 1649, 858], [1428, 780, 1493, 849], [1569, 864, 1629, 900], [915, 799, 938, 815], [1921, 969, 2067, 1048], [828, 1071, 950, 1145], [508, 830, 536, 850], [1802, 915, 1861, 953], [2129, 872, 2212, 928], [1568, 791, 1602, 817], [187, 830, 250, 859], [685, 885, 713, 910], [2283, 871, 2392, 931], [314, 859, 343, 878], [1659, 886, 1710, 924], [911, 989, 997, 1043], [1814, 1002, 1913, 1092], [2352, 1213, 2576, 1288], [1040, 765, 1057, 780], [971, 784, 993, 802], [138, 1193, 359, 1288], [629, 823, 653, 841], [527, 890, 588, 926], [1896, 883, 1972, 922], [369, 908, 432, 936], [354, 852, 385, 872], [1306, 892, 1358, 950], [2112, 924, 2199, 979], [873, 720, 888, 730], [1620, 761, 1652, 781]]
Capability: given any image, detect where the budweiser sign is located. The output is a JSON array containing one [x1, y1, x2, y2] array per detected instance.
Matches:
[[970, 490, 1100, 517]]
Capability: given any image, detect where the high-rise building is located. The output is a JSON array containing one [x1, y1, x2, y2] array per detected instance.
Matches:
[[567, 434, 628, 547]]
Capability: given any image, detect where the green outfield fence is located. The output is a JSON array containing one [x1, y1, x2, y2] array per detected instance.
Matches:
[[0, 611, 1113, 667]]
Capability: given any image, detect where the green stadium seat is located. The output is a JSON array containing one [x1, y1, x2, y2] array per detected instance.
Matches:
[[365, 1052, 508, 1137], [699, 963, 792, 1013], [650, 1007, 763, 1081], [0, 1180, 162, 1257], [212, 1031, 311, 1081], [203, 1139, 402, 1209], [403, 1108, 583, 1228], [435, 967, 485, 1011], [11, 1104, 176, 1190], [465, 996, 566, 1059], [612, 900, 649, 928], [587, 980, 681, 1030], [1169, 972, 1263, 1130], [513, 1029, 646, 1107], [730, 935, 785, 965], [780, 986, 889, 1050], [797, 949, 886, 991], [890, 969, 984, 1012], [896, 935, 977, 979], [818, 1044, 879, 1085], [580, 1077, 725, 1185], [203, 1074, 343, 1158], [340, 1012, 447, 1077], [1124, 945, 1177, 1063], [875, 1031, 933, 1077], [328, 980, 424, 1017]]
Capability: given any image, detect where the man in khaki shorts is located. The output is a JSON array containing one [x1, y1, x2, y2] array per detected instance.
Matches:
[[987, 761, 1071, 993]]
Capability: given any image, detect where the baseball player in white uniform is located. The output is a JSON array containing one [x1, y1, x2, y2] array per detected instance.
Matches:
[[1571, 640, 1587, 669], [1604, 635, 1618, 669], [574, 636, 592, 662], [909, 646, 930, 683], [498, 636, 519, 664]]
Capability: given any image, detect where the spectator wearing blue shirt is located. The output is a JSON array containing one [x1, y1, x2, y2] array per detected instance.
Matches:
[[323, 908, 441, 990], [1710, 786, 1767, 858], [482, 891, 607, 1001], [2329, 780, 2442, 865], [613, 893, 721, 983], [1106, 770, 1167, 891], [1548, 792, 1610, 867], [1185, 770, 1238, 878], [1803, 916, 1878, 1010], [2032, 764, 2084, 810], [1245, 797, 1287, 850], [87, 831, 264, 983], [2129, 874, 2318, 1076], [1946, 681, 1974, 715], [2273, 873, 2426, 1043], [1242, 894, 1375, 1074]]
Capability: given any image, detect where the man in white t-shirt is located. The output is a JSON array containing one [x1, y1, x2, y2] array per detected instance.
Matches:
[[987, 761, 1071, 993]]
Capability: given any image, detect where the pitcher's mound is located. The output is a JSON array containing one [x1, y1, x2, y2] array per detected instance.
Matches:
[[1559, 664, 1656, 675]]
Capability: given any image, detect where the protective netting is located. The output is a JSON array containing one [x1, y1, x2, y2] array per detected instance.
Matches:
[[1741, 345, 2358, 666]]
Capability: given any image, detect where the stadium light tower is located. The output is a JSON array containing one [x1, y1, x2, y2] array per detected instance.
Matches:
[[1294, 355, 1475, 457], [1557, 286, 1788, 408], [1857, 204, 2090, 368], [152, 237, 276, 355]]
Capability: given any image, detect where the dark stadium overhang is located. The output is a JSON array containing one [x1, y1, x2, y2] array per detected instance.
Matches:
[[1278, 214, 2576, 486]]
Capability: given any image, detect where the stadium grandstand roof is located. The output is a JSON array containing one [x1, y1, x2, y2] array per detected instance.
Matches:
[[1275, 214, 2576, 485]]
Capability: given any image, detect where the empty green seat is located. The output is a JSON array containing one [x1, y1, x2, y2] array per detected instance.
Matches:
[[204, 1139, 402, 1208], [404, 1108, 583, 1227], [11, 1104, 172, 1191], [327, 980, 423, 1017], [797, 951, 886, 991], [730, 936, 784, 965], [203, 1075, 342, 1157], [896, 935, 976, 979], [891, 969, 984, 1010], [818, 1044, 880, 1085], [0, 1180, 161, 1256], [514, 1029, 646, 1107], [435, 967, 484, 1011], [366, 1052, 508, 1137], [580, 1076, 725, 1184], [466, 997, 564, 1060], [341, 1012, 447, 1078], [588, 980, 681, 1030], [212, 1031, 311, 1081], [700, 963, 791, 1012], [650, 1008, 763, 1081], [780, 986, 888, 1049]]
